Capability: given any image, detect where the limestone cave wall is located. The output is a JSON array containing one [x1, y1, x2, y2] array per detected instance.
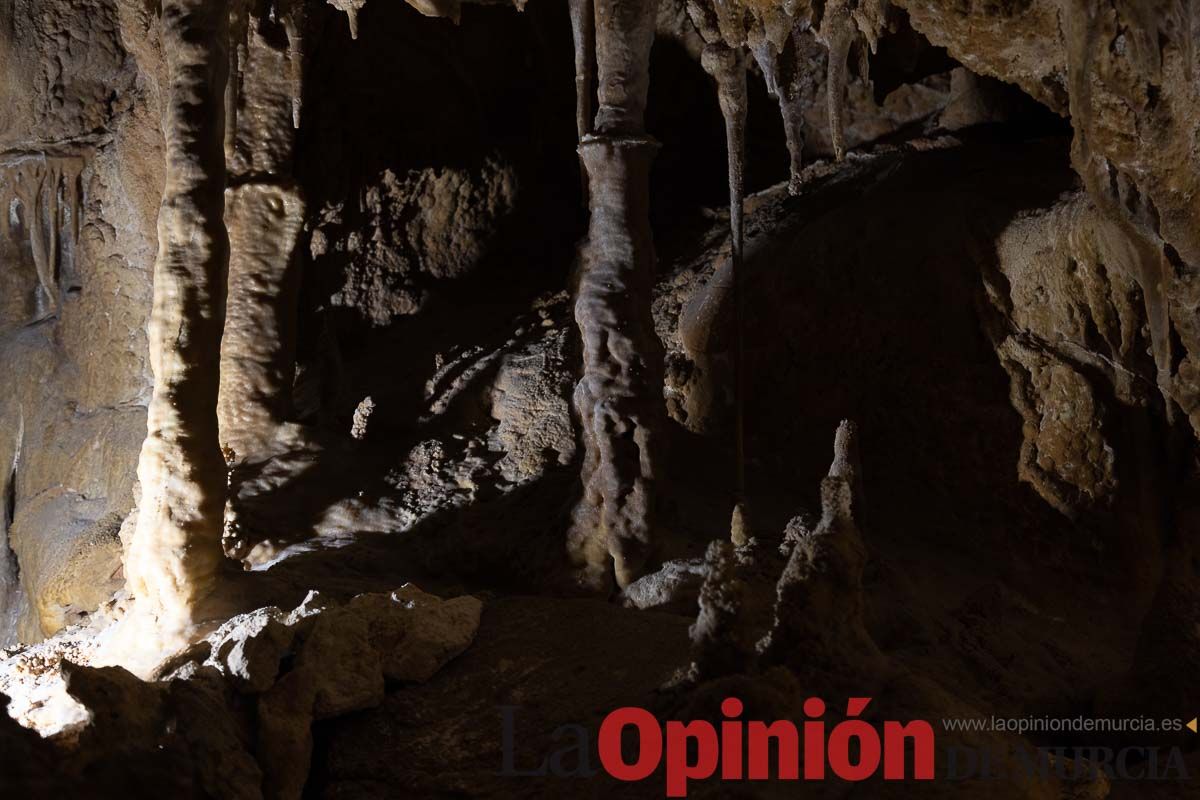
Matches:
[[1, 1, 1198, 798]]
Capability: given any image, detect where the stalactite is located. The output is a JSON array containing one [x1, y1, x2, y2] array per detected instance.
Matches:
[[751, 30, 809, 194], [406, 0, 463, 23], [568, 0, 595, 142], [0, 155, 84, 318], [225, 0, 251, 165], [217, 185, 304, 457], [819, 0, 853, 162], [699, 43, 750, 544], [328, 0, 365, 40], [568, 0, 663, 590], [569, 0, 595, 200], [281, 1, 306, 129], [1062, 0, 1174, 417], [122, 0, 231, 651], [1058, 0, 1200, 717], [214, 1, 308, 500], [592, 0, 659, 135]]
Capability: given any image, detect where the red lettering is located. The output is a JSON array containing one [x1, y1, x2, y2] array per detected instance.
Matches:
[[598, 707, 662, 782], [665, 720, 719, 797], [828, 720, 881, 781], [747, 720, 799, 779], [883, 720, 935, 779], [721, 698, 743, 779]]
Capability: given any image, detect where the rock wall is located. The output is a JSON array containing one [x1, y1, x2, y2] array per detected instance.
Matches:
[[0, 0, 155, 643]]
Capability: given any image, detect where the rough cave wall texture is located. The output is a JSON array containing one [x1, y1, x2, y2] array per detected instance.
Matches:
[[0, 0, 152, 642], [5, 0, 1200, 797], [0, 0, 579, 641], [0, 0, 952, 643]]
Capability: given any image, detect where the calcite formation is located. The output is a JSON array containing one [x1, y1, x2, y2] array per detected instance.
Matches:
[[122, 0, 231, 643], [568, 0, 666, 590], [4, 0, 1200, 795], [0, 155, 83, 320]]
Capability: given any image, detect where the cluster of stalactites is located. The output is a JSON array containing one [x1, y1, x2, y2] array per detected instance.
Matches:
[[685, 0, 887, 181], [226, 0, 307, 154], [323, 0, 532, 41], [0, 155, 84, 319]]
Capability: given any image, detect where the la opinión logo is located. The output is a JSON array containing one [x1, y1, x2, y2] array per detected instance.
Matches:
[[499, 696, 935, 797]]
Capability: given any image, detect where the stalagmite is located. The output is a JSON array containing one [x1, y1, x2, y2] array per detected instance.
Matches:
[[568, 0, 663, 590], [688, 538, 747, 678], [760, 420, 880, 673], [122, 0, 231, 649]]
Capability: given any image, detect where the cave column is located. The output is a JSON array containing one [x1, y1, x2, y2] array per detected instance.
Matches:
[[124, 0, 230, 632], [568, 0, 663, 590]]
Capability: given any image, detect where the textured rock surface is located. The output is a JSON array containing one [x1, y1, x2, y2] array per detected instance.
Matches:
[[122, 0, 231, 641], [314, 160, 518, 328], [566, 0, 666, 595], [0, 585, 480, 798], [4, 0, 1200, 797]]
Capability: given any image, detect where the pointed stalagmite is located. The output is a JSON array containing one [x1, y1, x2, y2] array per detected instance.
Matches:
[[124, 0, 231, 640], [761, 420, 880, 673], [569, 0, 663, 590]]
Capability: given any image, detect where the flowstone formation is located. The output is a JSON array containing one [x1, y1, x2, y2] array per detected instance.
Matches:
[[121, 0, 231, 653]]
